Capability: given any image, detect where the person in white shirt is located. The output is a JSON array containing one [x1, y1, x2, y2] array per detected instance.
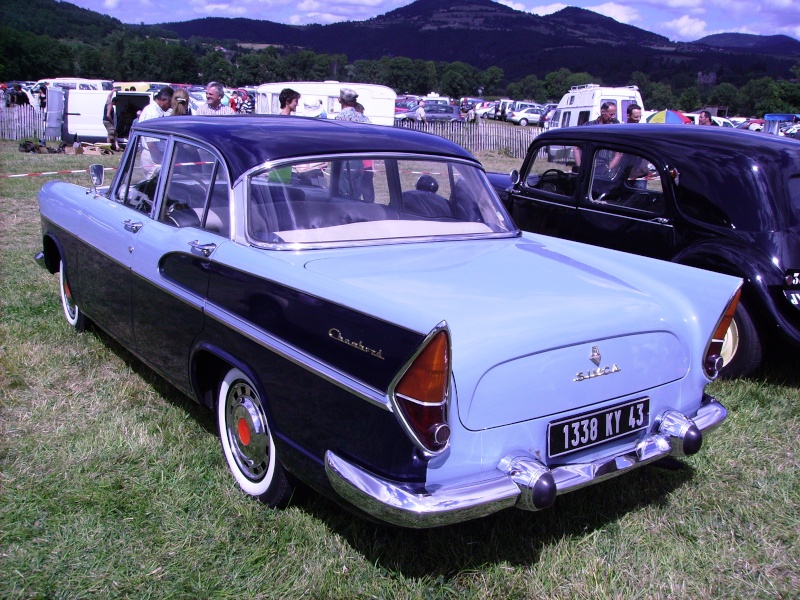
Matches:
[[138, 86, 173, 123], [138, 86, 174, 174], [195, 82, 235, 116]]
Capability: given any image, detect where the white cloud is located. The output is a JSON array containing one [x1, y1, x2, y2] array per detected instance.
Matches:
[[498, 0, 527, 10], [529, 3, 568, 16], [584, 3, 641, 24], [297, 0, 321, 10], [663, 14, 708, 39], [192, 2, 247, 17], [103, 0, 120, 9]]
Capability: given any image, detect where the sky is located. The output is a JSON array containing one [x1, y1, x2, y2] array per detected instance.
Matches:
[[68, 0, 800, 42]]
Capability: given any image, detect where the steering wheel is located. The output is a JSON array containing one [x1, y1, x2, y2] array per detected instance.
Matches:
[[537, 169, 567, 192]]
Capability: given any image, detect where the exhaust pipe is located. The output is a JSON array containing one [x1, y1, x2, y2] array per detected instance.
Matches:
[[658, 410, 703, 456], [499, 455, 557, 511]]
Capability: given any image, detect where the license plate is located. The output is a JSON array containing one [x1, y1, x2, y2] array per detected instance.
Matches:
[[548, 398, 650, 458]]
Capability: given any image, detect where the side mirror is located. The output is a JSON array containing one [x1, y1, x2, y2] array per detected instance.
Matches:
[[510, 169, 520, 185], [89, 164, 105, 187]]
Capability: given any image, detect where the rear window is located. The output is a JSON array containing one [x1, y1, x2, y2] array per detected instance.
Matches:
[[675, 155, 783, 231]]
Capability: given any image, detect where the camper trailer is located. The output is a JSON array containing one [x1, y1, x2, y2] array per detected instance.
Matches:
[[548, 84, 644, 130], [255, 81, 397, 126]]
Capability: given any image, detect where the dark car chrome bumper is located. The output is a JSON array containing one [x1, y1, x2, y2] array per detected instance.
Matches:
[[325, 396, 727, 528]]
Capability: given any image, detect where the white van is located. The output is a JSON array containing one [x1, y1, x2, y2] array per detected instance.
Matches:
[[37, 78, 114, 91], [45, 87, 152, 144], [255, 81, 397, 126], [548, 84, 644, 130]]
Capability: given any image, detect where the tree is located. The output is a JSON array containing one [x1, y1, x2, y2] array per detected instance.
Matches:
[[506, 75, 546, 103], [677, 87, 701, 112], [198, 50, 235, 84], [645, 82, 677, 110], [479, 66, 504, 96], [439, 62, 477, 99], [709, 82, 740, 115]]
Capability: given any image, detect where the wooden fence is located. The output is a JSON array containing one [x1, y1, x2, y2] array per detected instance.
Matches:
[[395, 120, 542, 159], [1, 105, 540, 157], [0, 105, 53, 142]]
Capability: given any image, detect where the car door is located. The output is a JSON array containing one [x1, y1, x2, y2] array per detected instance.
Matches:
[[508, 142, 581, 237], [77, 133, 170, 347], [576, 145, 675, 259], [129, 139, 230, 392]]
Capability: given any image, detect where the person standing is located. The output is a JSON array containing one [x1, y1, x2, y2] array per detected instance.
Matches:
[[584, 102, 619, 125], [279, 88, 300, 115], [195, 82, 235, 116], [698, 110, 717, 126], [171, 88, 191, 116], [414, 100, 427, 123], [138, 86, 174, 174], [103, 92, 119, 151], [335, 88, 370, 123], [626, 103, 642, 123], [139, 86, 174, 124]]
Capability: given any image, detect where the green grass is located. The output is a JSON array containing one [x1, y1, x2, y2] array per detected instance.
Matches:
[[1, 141, 798, 599]]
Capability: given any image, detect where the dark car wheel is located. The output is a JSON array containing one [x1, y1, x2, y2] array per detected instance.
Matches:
[[217, 368, 295, 508], [59, 259, 86, 331], [719, 300, 762, 379]]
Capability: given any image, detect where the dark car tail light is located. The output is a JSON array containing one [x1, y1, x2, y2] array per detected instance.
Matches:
[[704, 288, 741, 378], [392, 326, 451, 454]]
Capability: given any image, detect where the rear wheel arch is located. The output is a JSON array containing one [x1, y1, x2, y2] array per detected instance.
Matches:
[[674, 253, 764, 377]]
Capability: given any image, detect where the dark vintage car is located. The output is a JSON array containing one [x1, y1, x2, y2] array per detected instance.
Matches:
[[37, 116, 741, 527], [488, 124, 800, 378]]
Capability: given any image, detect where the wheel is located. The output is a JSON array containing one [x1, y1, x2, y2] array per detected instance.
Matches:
[[59, 259, 86, 331], [217, 368, 295, 508], [519, 119, 528, 127], [718, 299, 762, 378]]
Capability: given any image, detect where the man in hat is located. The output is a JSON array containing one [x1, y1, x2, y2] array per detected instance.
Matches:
[[335, 88, 370, 123]]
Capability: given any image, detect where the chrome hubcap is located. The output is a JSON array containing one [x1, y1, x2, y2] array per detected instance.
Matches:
[[225, 380, 269, 481]]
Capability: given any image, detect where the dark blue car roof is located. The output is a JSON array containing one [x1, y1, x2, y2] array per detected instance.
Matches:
[[133, 115, 478, 181]]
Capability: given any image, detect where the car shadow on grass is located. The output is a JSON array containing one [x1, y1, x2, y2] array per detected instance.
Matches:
[[88, 326, 701, 576], [298, 455, 695, 577]]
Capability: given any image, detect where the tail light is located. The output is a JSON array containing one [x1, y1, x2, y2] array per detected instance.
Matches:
[[703, 288, 741, 378], [391, 325, 451, 454]]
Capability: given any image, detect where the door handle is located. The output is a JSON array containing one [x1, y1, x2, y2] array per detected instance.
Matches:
[[189, 240, 217, 257], [123, 219, 143, 232]]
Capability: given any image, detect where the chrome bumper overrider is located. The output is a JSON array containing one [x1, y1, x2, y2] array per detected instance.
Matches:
[[325, 396, 727, 528]]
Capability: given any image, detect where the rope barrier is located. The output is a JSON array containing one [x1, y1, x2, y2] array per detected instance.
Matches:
[[0, 166, 118, 179]]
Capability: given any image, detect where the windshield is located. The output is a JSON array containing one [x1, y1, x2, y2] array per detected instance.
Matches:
[[248, 156, 515, 246]]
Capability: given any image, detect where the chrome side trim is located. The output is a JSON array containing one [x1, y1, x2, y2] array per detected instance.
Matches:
[[325, 398, 727, 527], [204, 302, 392, 411]]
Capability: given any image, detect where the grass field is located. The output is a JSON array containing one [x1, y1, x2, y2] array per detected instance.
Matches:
[[1, 140, 798, 599]]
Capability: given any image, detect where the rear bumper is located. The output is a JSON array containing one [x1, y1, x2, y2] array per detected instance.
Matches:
[[325, 395, 727, 528]]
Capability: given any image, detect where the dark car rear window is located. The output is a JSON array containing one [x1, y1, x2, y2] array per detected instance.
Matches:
[[675, 154, 784, 232]]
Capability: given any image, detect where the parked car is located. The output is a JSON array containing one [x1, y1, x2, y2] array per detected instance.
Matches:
[[508, 106, 545, 126], [37, 116, 740, 528], [476, 102, 497, 118], [540, 108, 557, 130], [395, 103, 464, 122], [487, 124, 800, 378]]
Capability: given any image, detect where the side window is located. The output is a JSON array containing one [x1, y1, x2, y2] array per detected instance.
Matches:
[[586, 148, 664, 215], [520, 145, 579, 202], [561, 112, 571, 128], [577, 110, 590, 126], [159, 142, 230, 236], [114, 134, 167, 215]]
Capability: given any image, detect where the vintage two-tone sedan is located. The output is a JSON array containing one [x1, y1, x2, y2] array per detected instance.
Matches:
[[37, 116, 740, 528]]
